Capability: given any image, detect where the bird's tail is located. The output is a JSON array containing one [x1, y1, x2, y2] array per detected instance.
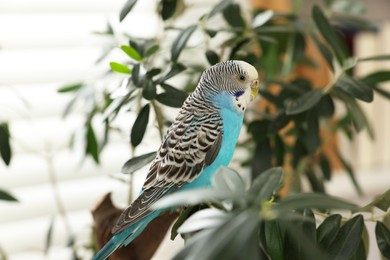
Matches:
[[93, 239, 119, 260], [93, 213, 158, 260]]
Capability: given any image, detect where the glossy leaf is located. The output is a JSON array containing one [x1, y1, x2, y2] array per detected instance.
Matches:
[[376, 221, 390, 258], [145, 44, 160, 57], [249, 167, 283, 202], [121, 45, 142, 61], [335, 150, 363, 195], [286, 88, 323, 115], [157, 63, 186, 83], [317, 94, 335, 118], [146, 68, 162, 79], [171, 25, 197, 62], [252, 10, 274, 28], [57, 83, 83, 93], [319, 153, 332, 181], [335, 76, 373, 103], [160, 0, 178, 20], [360, 70, 390, 86], [156, 92, 186, 108], [142, 81, 157, 100], [274, 134, 285, 166], [222, 3, 245, 28], [0, 189, 17, 202], [312, 5, 349, 65], [0, 122, 12, 165], [119, 0, 138, 22], [178, 208, 228, 234], [361, 188, 390, 212], [373, 86, 390, 100], [251, 138, 272, 179], [317, 214, 342, 249], [306, 109, 320, 154], [208, 0, 233, 18], [171, 206, 195, 240], [131, 103, 150, 147], [212, 166, 245, 194], [275, 192, 359, 212], [262, 220, 285, 260], [305, 168, 325, 193], [110, 62, 131, 74], [86, 123, 99, 163], [121, 151, 156, 174], [358, 54, 390, 62], [205, 50, 219, 65], [311, 32, 334, 71], [328, 215, 364, 260], [131, 63, 143, 87]]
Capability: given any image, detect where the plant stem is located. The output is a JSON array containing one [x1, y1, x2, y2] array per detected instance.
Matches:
[[45, 149, 72, 237], [151, 100, 164, 141]]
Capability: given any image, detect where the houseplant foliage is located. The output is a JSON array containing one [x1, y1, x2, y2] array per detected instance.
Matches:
[[56, 0, 390, 258]]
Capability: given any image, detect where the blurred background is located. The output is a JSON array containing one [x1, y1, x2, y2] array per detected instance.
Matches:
[[0, 0, 389, 259]]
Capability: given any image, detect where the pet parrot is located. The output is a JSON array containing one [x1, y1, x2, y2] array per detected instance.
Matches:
[[94, 60, 259, 260]]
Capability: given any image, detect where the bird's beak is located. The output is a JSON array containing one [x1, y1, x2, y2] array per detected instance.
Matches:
[[250, 79, 259, 101]]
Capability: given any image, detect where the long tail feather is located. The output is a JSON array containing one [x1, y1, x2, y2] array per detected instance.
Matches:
[[93, 213, 159, 260], [93, 239, 119, 260]]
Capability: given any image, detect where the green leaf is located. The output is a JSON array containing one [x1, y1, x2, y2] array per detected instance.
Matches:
[[205, 50, 219, 65], [361, 188, 390, 212], [160, 0, 178, 20], [131, 104, 150, 147], [0, 189, 18, 202], [251, 138, 272, 179], [119, 0, 138, 22], [328, 215, 364, 260], [248, 120, 269, 143], [249, 167, 283, 202], [146, 68, 162, 79], [145, 44, 160, 57], [171, 25, 197, 62], [121, 151, 156, 174], [86, 123, 99, 163], [252, 10, 274, 28], [109, 62, 132, 74], [262, 220, 285, 260], [286, 88, 323, 115], [317, 94, 335, 118], [142, 81, 157, 100], [208, 0, 233, 18], [178, 208, 228, 234], [306, 109, 320, 154], [57, 83, 83, 93], [212, 166, 245, 194], [275, 192, 359, 212], [274, 134, 285, 166], [305, 168, 325, 193], [335, 150, 363, 195], [376, 221, 390, 258], [334, 76, 373, 103], [222, 3, 245, 28], [373, 86, 390, 100], [131, 63, 143, 87], [157, 63, 186, 83], [319, 153, 332, 181], [360, 70, 390, 86], [311, 32, 334, 71], [312, 5, 349, 65], [0, 122, 12, 165], [171, 206, 195, 240], [317, 214, 342, 249], [156, 92, 186, 108], [121, 45, 142, 61], [358, 54, 390, 62]]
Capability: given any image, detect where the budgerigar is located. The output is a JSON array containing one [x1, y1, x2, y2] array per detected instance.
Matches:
[[94, 60, 259, 260]]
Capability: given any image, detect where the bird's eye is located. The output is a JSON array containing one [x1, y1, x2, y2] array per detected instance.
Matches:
[[239, 75, 246, 81]]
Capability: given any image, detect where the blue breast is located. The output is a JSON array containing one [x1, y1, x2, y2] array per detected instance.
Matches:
[[183, 94, 244, 189]]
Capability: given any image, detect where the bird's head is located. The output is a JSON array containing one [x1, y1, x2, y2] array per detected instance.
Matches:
[[198, 60, 260, 112]]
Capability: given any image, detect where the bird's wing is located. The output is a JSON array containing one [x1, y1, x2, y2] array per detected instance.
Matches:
[[111, 111, 223, 235]]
